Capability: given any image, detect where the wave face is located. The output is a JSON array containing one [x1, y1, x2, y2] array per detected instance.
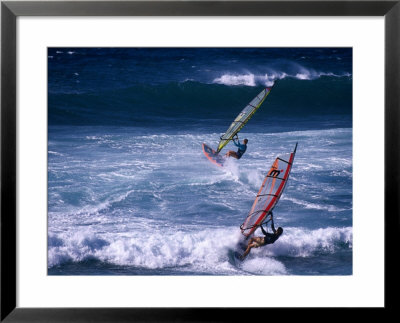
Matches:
[[49, 78, 352, 127], [48, 48, 352, 128]]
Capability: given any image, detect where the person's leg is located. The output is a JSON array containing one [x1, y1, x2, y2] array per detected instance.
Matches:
[[241, 243, 254, 259], [248, 237, 257, 244], [225, 151, 238, 158], [241, 238, 262, 259]]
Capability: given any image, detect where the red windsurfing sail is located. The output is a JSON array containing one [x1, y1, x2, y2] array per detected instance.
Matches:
[[240, 143, 297, 238]]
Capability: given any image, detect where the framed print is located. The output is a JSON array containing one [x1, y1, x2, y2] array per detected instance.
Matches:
[[1, 0, 398, 321]]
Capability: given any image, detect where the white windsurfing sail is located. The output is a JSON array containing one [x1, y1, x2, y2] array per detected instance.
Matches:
[[216, 86, 274, 153], [240, 143, 297, 238]]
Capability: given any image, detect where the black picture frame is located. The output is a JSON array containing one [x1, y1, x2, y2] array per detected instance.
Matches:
[[1, 1, 398, 321]]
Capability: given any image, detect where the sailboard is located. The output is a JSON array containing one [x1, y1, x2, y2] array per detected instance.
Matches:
[[216, 85, 274, 153], [240, 143, 298, 238], [202, 143, 226, 167]]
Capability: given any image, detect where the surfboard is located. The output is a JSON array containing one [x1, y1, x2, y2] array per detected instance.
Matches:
[[202, 143, 226, 167]]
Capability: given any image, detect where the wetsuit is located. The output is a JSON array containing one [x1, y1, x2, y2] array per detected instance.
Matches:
[[233, 139, 247, 159], [260, 220, 279, 245]]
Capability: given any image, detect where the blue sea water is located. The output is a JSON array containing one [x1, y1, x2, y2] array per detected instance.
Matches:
[[48, 48, 352, 275]]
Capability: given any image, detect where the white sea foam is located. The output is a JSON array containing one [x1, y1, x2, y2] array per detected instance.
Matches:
[[51, 189, 136, 218], [48, 226, 352, 275], [248, 226, 352, 258], [285, 197, 348, 212], [241, 168, 264, 191], [48, 150, 64, 156], [241, 257, 288, 275], [213, 74, 257, 86], [212, 67, 351, 86], [222, 159, 240, 179], [48, 227, 241, 272]]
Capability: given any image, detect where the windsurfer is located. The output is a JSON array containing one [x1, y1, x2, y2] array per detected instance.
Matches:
[[225, 138, 248, 159], [240, 212, 283, 260]]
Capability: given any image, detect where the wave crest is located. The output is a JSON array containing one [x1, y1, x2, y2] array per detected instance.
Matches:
[[48, 226, 352, 274], [213, 69, 350, 87]]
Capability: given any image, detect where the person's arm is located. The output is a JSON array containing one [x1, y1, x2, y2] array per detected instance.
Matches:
[[233, 138, 240, 147], [270, 213, 277, 234], [260, 224, 268, 235], [235, 141, 246, 151]]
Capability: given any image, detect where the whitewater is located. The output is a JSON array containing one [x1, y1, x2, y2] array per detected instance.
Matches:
[[48, 127, 352, 275]]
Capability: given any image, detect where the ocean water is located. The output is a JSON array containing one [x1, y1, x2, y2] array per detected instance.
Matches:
[[48, 48, 352, 275]]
